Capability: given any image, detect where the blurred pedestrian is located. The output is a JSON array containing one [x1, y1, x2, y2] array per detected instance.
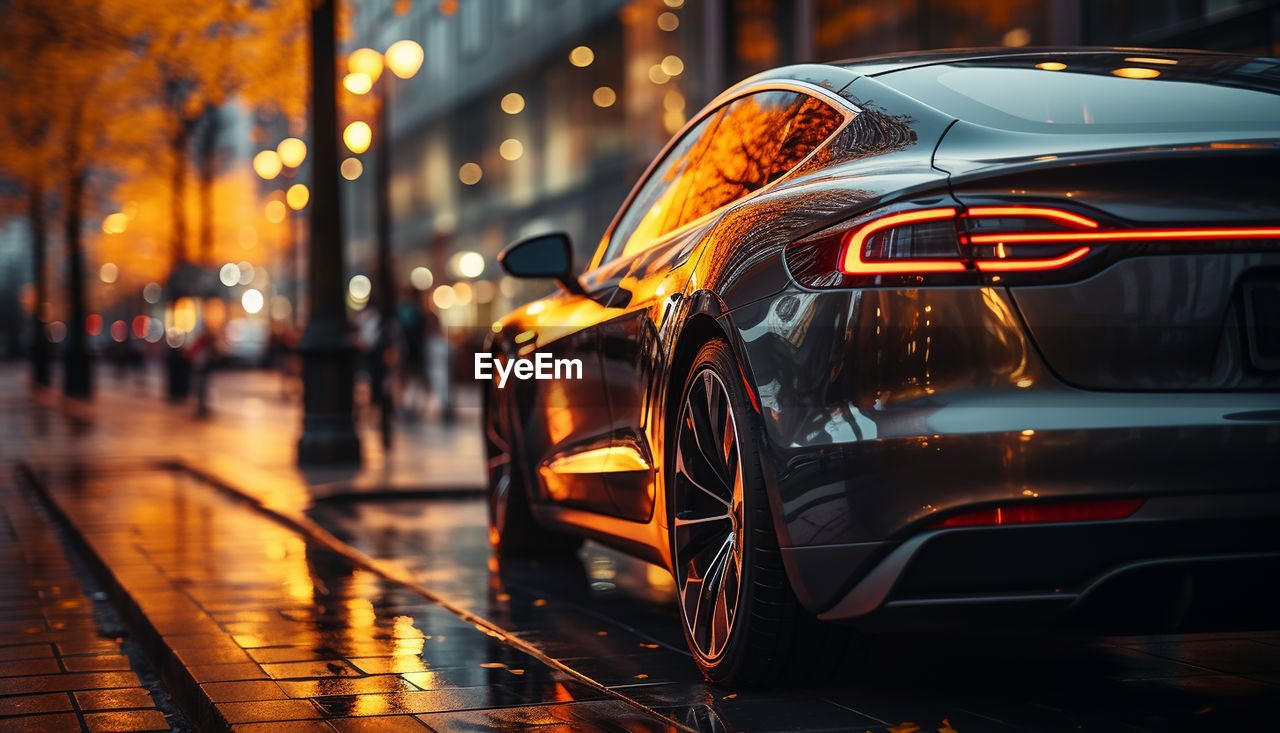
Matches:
[[188, 324, 221, 419], [424, 302, 453, 423], [356, 305, 396, 448], [395, 288, 427, 420]]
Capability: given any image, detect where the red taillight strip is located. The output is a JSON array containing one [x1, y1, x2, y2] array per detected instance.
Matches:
[[838, 204, 1280, 278], [929, 498, 1144, 528], [839, 208, 966, 275], [968, 227, 1280, 245], [965, 206, 1100, 229], [975, 246, 1092, 272]]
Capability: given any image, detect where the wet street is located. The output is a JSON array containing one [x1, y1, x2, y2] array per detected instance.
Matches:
[[3, 368, 1280, 731], [309, 497, 1280, 732]]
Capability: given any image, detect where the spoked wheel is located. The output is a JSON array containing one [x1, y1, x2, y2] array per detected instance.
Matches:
[[672, 368, 745, 662], [484, 380, 581, 558], [669, 340, 839, 686]]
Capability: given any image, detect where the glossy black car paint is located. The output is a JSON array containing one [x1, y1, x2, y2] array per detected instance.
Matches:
[[485, 48, 1280, 630]]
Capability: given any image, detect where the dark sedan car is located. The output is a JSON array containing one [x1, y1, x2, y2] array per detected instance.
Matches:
[[483, 48, 1280, 685]]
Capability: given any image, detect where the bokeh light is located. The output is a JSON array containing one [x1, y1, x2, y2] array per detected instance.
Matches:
[[569, 46, 594, 67], [253, 150, 283, 179], [286, 183, 310, 210], [385, 39, 424, 79], [458, 162, 482, 185], [349, 274, 372, 302], [99, 262, 118, 284], [344, 72, 373, 94], [265, 200, 287, 223], [501, 92, 525, 114], [341, 157, 364, 180], [344, 121, 372, 154], [348, 47, 384, 81], [456, 251, 485, 278], [241, 289, 264, 315], [102, 212, 128, 234], [592, 86, 616, 107], [499, 138, 523, 161], [410, 267, 433, 290], [277, 137, 307, 167], [432, 284, 456, 309], [219, 263, 239, 287]]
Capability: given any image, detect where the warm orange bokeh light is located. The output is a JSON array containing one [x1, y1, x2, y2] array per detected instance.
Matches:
[[344, 121, 372, 154], [348, 47, 384, 82], [343, 72, 372, 95], [277, 137, 307, 167], [385, 40, 424, 79], [286, 183, 309, 210], [252, 150, 283, 179]]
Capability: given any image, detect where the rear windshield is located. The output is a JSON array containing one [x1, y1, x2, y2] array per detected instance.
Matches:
[[875, 55, 1280, 134]]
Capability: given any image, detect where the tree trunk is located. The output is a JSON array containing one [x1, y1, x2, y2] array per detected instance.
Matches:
[[62, 99, 92, 399], [28, 180, 50, 387], [170, 124, 191, 270], [197, 106, 220, 266]]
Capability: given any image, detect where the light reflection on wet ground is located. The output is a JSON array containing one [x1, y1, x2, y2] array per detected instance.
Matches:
[[29, 467, 680, 731], [310, 497, 1280, 732]]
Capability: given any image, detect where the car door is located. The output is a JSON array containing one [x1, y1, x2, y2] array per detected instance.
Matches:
[[539, 109, 725, 519], [501, 288, 616, 516], [595, 89, 848, 521]]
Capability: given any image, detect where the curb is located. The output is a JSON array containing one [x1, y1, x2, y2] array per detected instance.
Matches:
[[19, 457, 695, 733], [16, 463, 233, 732]]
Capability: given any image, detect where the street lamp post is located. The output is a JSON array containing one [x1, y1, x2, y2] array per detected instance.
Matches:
[[346, 40, 423, 450], [296, 0, 361, 465]]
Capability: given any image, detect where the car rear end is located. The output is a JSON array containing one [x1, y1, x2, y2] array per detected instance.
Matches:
[[753, 51, 1280, 631]]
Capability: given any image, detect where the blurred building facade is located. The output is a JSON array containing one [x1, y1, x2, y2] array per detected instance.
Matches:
[[339, 0, 1280, 328]]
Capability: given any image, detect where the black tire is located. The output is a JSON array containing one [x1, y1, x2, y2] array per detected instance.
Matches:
[[668, 339, 834, 686], [484, 381, 582, 558]]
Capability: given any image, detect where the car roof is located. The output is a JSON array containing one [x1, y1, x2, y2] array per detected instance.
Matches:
[[832, 46, 1254, 77]]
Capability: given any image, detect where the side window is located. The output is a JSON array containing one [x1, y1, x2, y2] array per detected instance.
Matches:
[[600, 112, 721, 264], [675, 91, 845, 229]]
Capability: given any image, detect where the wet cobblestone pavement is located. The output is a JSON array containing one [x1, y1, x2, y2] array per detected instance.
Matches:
[[22, 465, 677, 731], [4, 368, 1280, 731], [311, 498, 1280, 732], [0, 480, 179, 732]]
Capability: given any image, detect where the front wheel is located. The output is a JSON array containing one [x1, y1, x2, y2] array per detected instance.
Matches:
[[669, 340, 835, 685]]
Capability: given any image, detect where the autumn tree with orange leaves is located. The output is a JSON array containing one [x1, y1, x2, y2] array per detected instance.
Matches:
[[0, 0, 306, 397]]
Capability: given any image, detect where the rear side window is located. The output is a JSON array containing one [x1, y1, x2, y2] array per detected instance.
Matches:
[[601, 113, 720, 263], [600, 89, 845, 266], [676, 91, 844, 228]]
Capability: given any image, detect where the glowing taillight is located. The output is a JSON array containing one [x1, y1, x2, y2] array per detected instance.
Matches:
[[929, 498, 1144, 529], [789, 202, 1280, 289], [838, 205, 1102, 275], [840, 208, 966, 275]]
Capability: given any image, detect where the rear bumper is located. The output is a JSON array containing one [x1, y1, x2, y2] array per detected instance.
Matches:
[[794, 492, 1280, 629]]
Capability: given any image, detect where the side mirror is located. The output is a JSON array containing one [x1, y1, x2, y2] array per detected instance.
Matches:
[[498, 232, 585, 296]]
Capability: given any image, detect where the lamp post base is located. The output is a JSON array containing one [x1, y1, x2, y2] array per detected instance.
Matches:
[[296, 339, 362, 466]]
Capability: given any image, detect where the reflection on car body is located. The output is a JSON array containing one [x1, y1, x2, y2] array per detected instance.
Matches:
[[482, 47, 1280, 685]]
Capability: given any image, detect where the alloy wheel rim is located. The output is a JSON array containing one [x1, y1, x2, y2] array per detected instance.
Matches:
[[672, 368, 745, 661]]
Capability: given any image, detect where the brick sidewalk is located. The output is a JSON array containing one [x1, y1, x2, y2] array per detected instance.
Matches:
[[0, 479, 177, 732], [20, 463, 678, 732]]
